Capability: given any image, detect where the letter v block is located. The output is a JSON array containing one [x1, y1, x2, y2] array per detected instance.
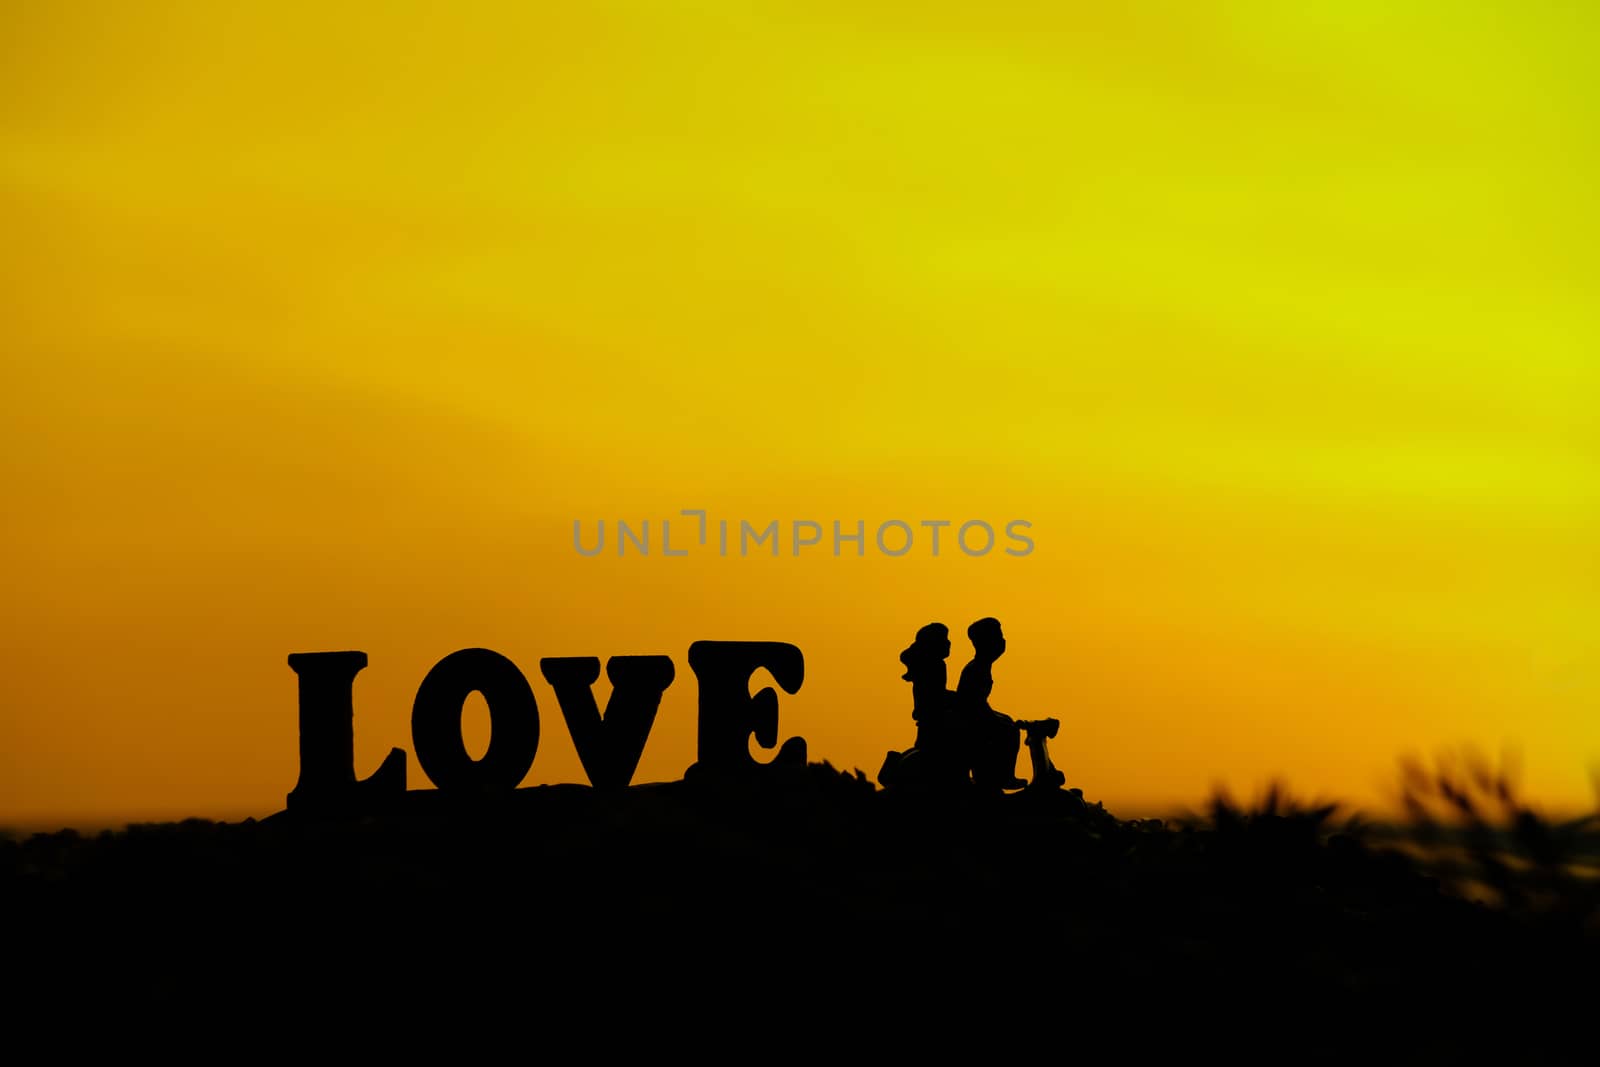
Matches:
[[540, 656, 676, 789]]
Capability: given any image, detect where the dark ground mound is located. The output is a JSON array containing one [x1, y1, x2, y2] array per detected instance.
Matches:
[[5, 766, 1596, 1062]]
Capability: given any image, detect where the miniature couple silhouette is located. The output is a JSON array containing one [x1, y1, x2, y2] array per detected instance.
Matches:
[[879, 617, 1065, 792]]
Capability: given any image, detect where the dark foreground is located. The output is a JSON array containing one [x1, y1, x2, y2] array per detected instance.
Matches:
[[5, 767, 1597, 1063]]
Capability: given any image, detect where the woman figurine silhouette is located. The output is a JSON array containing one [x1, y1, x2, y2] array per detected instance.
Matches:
[[901, 622, 952, 752], [879, 623, 964, 788]]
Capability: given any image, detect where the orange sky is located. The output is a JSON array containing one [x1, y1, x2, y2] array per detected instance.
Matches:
[[2, 1, 1597, 827]]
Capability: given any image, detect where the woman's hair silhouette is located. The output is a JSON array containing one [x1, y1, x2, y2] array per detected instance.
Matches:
[[900, 622, 951, 682]]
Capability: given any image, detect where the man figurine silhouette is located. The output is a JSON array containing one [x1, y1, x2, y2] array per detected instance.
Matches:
[[957, 617, 1025, 790]]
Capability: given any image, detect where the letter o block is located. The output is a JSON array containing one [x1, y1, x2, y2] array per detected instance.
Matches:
[[412, 648, 540, 792]]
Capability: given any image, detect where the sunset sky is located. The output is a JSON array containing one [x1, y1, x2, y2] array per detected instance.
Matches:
[[3, 1, 1596, 827]]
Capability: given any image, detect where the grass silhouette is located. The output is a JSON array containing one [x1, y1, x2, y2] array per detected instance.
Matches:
[[4, 759, 1598, 1061], [1389, 749, 1600, 932]]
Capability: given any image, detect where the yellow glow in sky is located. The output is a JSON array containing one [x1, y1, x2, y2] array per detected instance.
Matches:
[[2, 1, 1596, 826]]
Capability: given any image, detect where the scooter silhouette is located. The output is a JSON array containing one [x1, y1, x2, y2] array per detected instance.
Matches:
[[1016, 718, 1065, 790]]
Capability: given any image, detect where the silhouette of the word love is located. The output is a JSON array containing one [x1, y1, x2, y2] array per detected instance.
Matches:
[[285, 641, 807, 813]]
